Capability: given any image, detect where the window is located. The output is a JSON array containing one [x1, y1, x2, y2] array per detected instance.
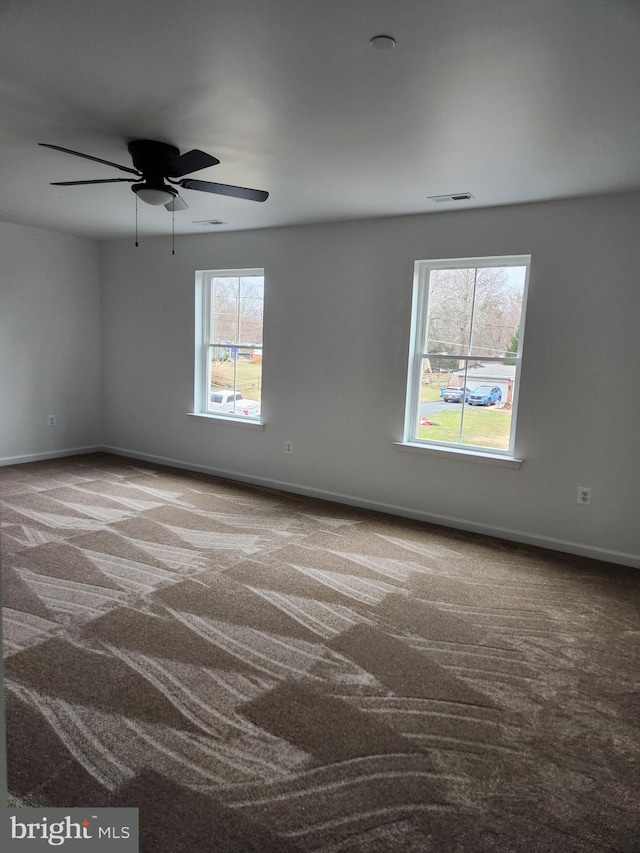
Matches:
[[194, 269, 264, 420], [404, 256, 530, 456]]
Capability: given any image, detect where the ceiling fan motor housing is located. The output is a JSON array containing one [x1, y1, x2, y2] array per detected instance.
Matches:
[[128, 140, 180, 205], [127, 140, 180, 176]]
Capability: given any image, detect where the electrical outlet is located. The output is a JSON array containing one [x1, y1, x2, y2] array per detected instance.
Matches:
[[285, 440, 293, 455], [47, 415, 56, 427], [577, 486, 592, 505]]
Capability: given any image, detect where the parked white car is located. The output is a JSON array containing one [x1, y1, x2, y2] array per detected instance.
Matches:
[[209, 390, 261, 418]]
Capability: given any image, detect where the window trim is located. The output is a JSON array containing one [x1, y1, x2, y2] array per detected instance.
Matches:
[[186, 412, 265, 430], [402, 254, 530, 460], [394, 440, 522, 468], [192, 267, 265, 423]]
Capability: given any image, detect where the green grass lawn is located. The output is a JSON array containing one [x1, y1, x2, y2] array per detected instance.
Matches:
[[421, 385, 446, 402], [210, 360, 262, 399], [419, 406, 512, 450]]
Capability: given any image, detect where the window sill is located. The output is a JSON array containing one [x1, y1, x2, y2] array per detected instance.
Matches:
[[394, 441, 522, 468], [187, 412, 265, 430]]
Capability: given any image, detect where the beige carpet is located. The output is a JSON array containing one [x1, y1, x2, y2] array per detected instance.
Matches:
[[1, 453, 639, 852]]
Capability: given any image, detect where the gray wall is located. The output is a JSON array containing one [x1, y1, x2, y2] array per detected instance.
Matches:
[[0, 222, 102, 462], [100, 192, 640, 567]]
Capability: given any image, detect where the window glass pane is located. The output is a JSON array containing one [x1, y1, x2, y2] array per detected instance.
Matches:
[[422, 361, 514, 449], [418, 395, 464, 445], [238, 276, 264, 346], [461, 403, 512, 451], [211, 276, 239, 343], [424, 267, 475, 356], [236, 349, 262, 407], [415, 357, 462, 443], [419, 357, 445, 404], [421, 356, 467, 403], [469, 266, 527, 359], [206, 345, 262, 418]]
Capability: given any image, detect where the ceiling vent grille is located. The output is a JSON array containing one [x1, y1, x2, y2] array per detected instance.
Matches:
[[193, 219, 227, 226], [428, 193, 474, 203]]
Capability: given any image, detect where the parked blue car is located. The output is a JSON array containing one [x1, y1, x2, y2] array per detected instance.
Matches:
[[468, 385, 502, 406]]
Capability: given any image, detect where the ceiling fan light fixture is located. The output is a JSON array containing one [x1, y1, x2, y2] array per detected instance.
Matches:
[[133, 183, 177, 206]]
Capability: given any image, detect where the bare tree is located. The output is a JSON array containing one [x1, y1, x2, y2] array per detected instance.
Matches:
[[212, 276, 263, 345], [426, 267, 522, 360]]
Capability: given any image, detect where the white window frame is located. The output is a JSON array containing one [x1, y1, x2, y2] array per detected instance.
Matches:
[[192, 268, 265, 425], [402, 255, 530, 461]]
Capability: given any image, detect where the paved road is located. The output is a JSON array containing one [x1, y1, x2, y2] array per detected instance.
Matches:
[[419, 400, 463, 415]]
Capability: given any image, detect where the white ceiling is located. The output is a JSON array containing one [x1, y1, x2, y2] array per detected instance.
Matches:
[[1, 0, 640, 240]]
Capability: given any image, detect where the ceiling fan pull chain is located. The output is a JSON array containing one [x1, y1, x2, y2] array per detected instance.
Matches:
[[135, 193, 139, 248], [172, 204, 175, 255]]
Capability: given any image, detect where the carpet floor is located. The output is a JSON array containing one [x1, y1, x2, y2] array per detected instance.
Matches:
[[1, 453, 639, 852]]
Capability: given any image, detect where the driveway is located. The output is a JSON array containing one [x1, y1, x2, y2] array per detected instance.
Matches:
[[419, 401, 464, 415]]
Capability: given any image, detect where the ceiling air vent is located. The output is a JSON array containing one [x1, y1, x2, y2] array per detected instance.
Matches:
[[193, 219, 227, 226], [428, 193, 475, 203]]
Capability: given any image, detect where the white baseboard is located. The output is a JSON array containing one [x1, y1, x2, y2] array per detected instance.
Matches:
[[103, 444, 640, 570], [0, 446, 103, 467]]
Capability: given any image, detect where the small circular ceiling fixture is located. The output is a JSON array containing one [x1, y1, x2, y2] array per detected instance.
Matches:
[[370, 34, 396, 50]]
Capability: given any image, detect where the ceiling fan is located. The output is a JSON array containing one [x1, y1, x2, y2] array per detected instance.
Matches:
[[39, 139, 269, 211]]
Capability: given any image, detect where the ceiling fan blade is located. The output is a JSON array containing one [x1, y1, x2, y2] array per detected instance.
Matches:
[[39, 143, 140, 176], [165, 149, 220, 178], [51, 178, 138, 185], [165, 193, 188, 212], [179, 179, 269, 202]]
